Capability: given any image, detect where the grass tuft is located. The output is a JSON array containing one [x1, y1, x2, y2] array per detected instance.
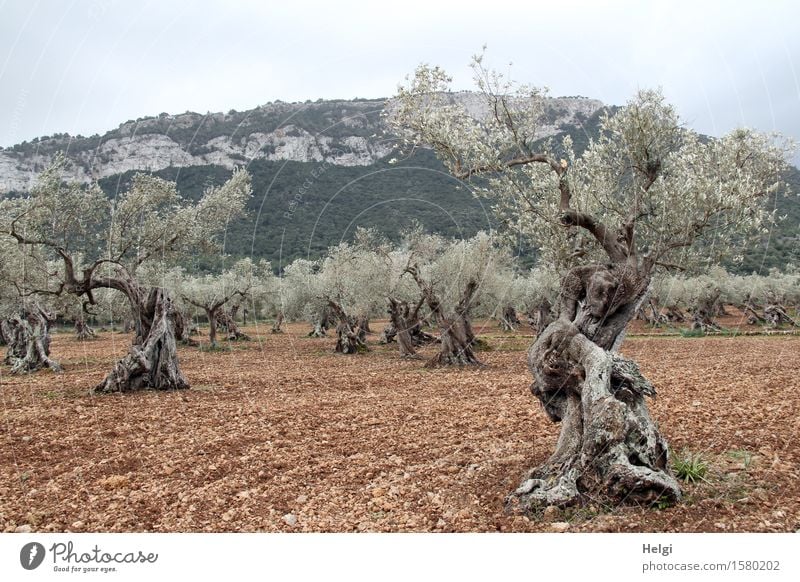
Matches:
[[672, 449, 709, 483]]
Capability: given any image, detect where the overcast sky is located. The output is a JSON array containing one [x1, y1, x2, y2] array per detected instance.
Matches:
[[2, 0, 799, 162]]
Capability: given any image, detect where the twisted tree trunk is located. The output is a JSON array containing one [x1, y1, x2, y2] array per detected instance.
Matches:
[[527, 299, 554, 336], [94, 287, 188, 393], [218, 306, 250, 341], [741, 296, 766, 325], [665, 305, 685, 322], [764, 304, 799, 328], [358, 315, 372, 334], [507, 263, 681, 511], [207, 308, 220, 346], [639, 298, 667, 327], [379, 323, 396, 344], [405, 264, 481, 366], [690, 291, 724, 332], [271, 311, 285, 334], [3, 306, 63, 374], [387, 297, 418, 357], [328, 300, 368, 354], [499, 305, 521, 331], [174, 308, 199, 347], [690, 307, 723, 332], [308, 307, 330, 338], [74, 319, 96, 340]]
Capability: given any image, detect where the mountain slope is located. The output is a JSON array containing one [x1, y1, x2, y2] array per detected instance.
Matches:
[[1, 96, 796, 273]]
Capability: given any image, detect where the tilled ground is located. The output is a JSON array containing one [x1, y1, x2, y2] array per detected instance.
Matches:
[[1, 320, 798, 533]]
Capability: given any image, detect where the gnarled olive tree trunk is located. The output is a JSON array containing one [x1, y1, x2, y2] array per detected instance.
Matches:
[[507, 263, 681, 511], [499, 305, 521, 331], [328, 300, 368, 354], [173, 308, 199, 346], [308, 306, 330, 337], [94, 287, 188, 393], [690, 290, 724, 332], [74, 319, 96, 340], [405, 264, 481, 367], [387, 297, 419, 358], [271, 311, 284, 334], [764, 304, 798, 328], [527, 299, 554, 336], [3, 305, 63, 374], [219, 305, 250, 341], [741, 296, 766, 325]]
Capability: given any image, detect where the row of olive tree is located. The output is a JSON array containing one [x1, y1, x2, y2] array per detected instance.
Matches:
[[642, 267, 799, 329]]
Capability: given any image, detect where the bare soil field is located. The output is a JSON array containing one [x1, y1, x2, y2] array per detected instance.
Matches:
[[1, 320, 799, 533]]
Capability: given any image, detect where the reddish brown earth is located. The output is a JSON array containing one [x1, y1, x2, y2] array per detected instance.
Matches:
[[1, 319, 798, 533]]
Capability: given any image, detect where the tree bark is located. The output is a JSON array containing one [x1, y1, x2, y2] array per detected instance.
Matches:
[[507, 263, 681, 511], [174, 308, 199, 347], [308, 307, 330, 337], [764, 304, 799, 328], [207, 308, 219, 346], [94, 288, 188, 393], [499, 305, 521, 331], [527, 299, 554, 336], [327, 300, 368, 354], [690, 290, 724, 332], [271, 311, 285, 334], [379, 323, 396, 344], [741, 296, 766, 325], [665, 306, 685, 322], [405, 264, 481, 367], [358, 315, 372, 334], [218, 307, 250, 341], [690, 306, 723, 332], [74, 319, 96, 340], [387, 297, 418, 358], [639, 298, 667, 327], [3, 306, 63, 374]]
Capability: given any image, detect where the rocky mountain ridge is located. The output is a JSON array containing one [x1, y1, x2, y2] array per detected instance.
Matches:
[[0, 94, 604, 192]]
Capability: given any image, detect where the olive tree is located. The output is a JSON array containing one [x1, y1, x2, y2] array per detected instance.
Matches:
[[317, 229, 396, 353], [0, 236, 64, 371], [390, 57, 792, 509], [279, 259, 330, 337], [514, 266, 560, 334], [170, 258, 265, 347], [404, 230, 515, 366], [0, 158, 251, 392]]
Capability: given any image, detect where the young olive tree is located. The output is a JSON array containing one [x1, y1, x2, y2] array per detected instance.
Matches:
[[390, 57, 793, 509], [0, 158, 251, 392]]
